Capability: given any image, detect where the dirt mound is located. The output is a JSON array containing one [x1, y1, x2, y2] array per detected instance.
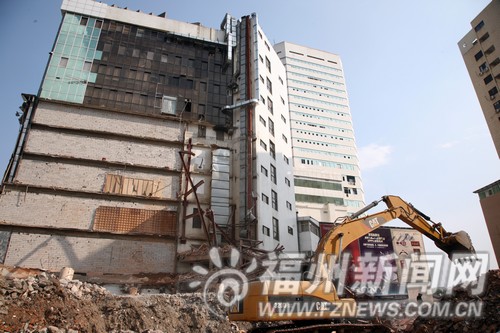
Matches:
[[409, 269, 500, 333], [0, 271, 250, 332]]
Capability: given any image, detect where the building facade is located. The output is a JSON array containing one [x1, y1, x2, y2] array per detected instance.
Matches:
[[0, 0, 299, 278], [458, 0, 500, 158], [274, 42, 364, 253], [459, 0, 500, 267]]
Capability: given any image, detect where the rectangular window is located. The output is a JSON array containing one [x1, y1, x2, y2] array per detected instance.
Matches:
[[479, 32, 490, 43], [260, 140, 267, 150], [281, 114, 287, 123], [271, 190, 278, 211], [260, 95, 266, 104], [479, 62, 488, 73], [95, 20, 103, 29], [287, 226, 293, 235], [259, 115, 266, 126], [161, 54, 168, 63], [261, 165, 268, 176], [484, 74, 493, 85], [259, 55, 263, 63], [267, 97, 274, 114], [286, 201, 292, 210], [198, 125, 206, 138], [265, 56, 271, 73], [284, 155, 289, 165], [265, 41, 270, 51], [262, 193, 269, 204], [216, 131, 224, 141], [494, 100, 500, 113], [279, 76, 284, 85], [285, 178, 290, 187], [266, 77, 273, 94], [269, 140, 276, 159], [281, 97, 285, 105], [272, 217, 279, 240], [268, 118, 275, 136], [58, 57, 69, 69], [489, 86, 498, 98], [474, 20, 485, 32], [192, 208, 201, 229], [263, 225, 270, 236], [475, 50, 484, 61], [260, 75, 265, 84], [485, 45, 495, 55], [80, 17, 88, 26], [83, 61, 92, 71], [161, 95, 177, 114], [270, 164, 277, 184], [282, 134, 288, 143]]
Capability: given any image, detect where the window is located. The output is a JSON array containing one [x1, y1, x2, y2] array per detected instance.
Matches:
[[259, 55, 263, 63], [475, 51, 484, 61], [259, 115, 266, 126], [266, 77, 273, 94], [260, 95, 266, 104], [485, 45, 495, 55], [265, 41, 270, 51], [272, 217, 279, 240], [489, 87, 498, 98], [285, 178, 290, 187], [270, 164, 277, 184], [80, 17, 88, 26], [192, 208, 201, 229], [83, 61, 92, 71], [265, 57, 271, 73], [58, 57, 68, 68], [95, 20, 103, 29], [268, 118, 275, 136], [118, 45, 126, 55], [198, 125, 206, 138], [281, 114, 287, 123], [263, 225, 270, 236], [479, 62, 488, 73], [161, 54, 168, 63], [281, 97, 285, 105], [484, 75, 493, 85], [269, 140, 276, 159], [474, 20, 485, 32], [279, 76, 284, 85], [261, 165, 268, 176], [479, 32, 490, 43], [262, 193, 269, 204], [271, 190, 278, 211], [286, 201, 292, 210], [216, 131, 224, 141], [260, 140, 267, 150], [494, 100, 500, 113], [137, 28, 145, 37], [161, 95, 177, 114], [282, 134, 288, 143], [288, 226, 293, 235], [267, 97, 274, 114], [491, 57, 500, 68], [284, 155, 289, 165], [260, 75, 265, 84]]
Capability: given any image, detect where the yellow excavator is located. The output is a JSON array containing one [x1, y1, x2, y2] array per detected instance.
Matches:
[[228, 195, 476, 332]]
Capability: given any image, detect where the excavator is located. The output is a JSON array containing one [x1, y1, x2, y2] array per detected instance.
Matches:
[[228, 195, 476, 332]]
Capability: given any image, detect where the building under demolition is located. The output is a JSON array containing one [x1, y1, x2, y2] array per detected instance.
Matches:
[[0, 0, 365, 279]]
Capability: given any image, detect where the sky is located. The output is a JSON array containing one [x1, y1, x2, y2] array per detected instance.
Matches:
[[0, 1, 498, 268]]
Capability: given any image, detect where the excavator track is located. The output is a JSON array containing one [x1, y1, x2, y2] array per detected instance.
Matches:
[[248, 322, 392, 333]]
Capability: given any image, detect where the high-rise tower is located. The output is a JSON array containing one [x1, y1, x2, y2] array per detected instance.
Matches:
[[274, 42, 364, 253]]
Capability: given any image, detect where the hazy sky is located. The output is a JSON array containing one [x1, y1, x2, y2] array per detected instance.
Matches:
[[0, 1, 498, 268]]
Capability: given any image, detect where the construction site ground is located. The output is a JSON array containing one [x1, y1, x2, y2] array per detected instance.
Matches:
[[0, 265, 498, 333]]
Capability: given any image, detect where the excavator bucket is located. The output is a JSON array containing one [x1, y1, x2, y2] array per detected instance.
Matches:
[[435, 230, 476, 260]]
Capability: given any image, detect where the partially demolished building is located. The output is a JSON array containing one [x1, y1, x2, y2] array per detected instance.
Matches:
[[0, 0, 365, 278], [0, 0, 298, 276]]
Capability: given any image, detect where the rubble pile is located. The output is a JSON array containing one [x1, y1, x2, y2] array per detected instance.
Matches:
[[409, 269, 500, 333], [0, 270, 250, 333]]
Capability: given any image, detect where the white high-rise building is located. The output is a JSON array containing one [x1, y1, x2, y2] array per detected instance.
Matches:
[[274, 42, 364, 253]]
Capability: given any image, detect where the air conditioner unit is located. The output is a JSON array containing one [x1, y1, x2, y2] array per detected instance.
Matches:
[[490, 95, 496, 100], [479, 71, 484, 76]]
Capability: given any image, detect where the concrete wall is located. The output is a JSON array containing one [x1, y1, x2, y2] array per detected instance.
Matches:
[[3, 232, 176, 274], [0, 191, 175, 230]]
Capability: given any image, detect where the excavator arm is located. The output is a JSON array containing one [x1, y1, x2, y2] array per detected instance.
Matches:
[[313, 195, 475, 271]]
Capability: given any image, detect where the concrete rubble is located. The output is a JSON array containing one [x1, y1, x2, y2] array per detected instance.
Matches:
[[0, 264, 498, 332]]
